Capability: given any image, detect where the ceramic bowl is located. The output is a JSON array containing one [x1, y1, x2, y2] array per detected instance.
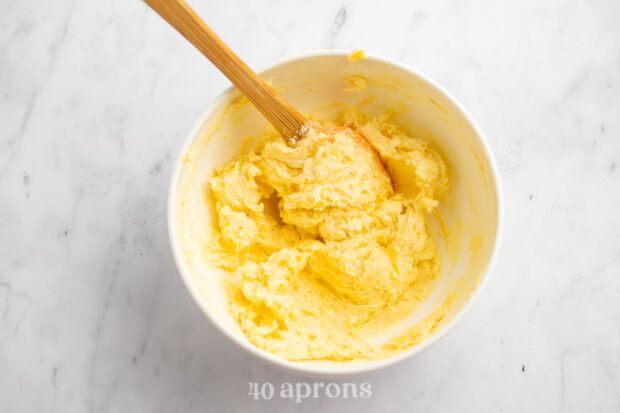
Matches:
[[168, 51, 503, 376]]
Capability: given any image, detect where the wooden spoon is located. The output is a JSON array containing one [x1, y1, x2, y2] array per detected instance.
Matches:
[[144, 0, 308, 144], [144, 0, 392, 188]]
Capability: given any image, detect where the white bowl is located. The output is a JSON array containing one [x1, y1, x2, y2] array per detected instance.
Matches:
[[168, 51, 503, 376]]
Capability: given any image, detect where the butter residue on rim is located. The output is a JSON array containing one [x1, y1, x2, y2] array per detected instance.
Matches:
[[205, 107, 450, 361], [348, 49, 366, 62]]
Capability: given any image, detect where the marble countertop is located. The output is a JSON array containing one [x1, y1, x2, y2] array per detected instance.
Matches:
[[1, 0, 619, 411]]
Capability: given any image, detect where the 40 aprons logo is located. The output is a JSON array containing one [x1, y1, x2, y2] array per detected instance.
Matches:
[[248, 381, 372, 403]]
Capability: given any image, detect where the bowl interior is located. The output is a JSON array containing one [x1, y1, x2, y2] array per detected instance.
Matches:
[[171, 53, 500, 373]]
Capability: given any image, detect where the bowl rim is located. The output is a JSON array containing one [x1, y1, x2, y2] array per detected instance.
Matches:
[[167, 49, 504, 377]]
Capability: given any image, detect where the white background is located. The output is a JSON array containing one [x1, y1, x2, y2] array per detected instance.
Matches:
[[1, 0, 619, 411]]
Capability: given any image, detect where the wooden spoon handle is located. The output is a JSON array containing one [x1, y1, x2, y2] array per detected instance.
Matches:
[[144, 0, 307, 141]]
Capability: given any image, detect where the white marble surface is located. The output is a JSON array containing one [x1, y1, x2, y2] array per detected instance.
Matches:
[[1, 0, 619, 411]]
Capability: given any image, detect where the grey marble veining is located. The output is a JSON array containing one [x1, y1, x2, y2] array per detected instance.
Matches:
[[1, 0, 619, 411]]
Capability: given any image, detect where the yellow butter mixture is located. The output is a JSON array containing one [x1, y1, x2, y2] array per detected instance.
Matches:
[[208, 109, 448, 360]]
